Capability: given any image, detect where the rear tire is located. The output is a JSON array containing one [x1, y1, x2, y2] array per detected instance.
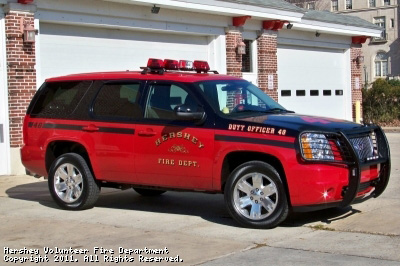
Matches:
[[48, 153, 100, 210], [224, 161, 288, 229], [134, 188, 166, 196]]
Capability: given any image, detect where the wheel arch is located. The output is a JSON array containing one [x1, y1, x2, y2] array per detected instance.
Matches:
[[220, 151, 291, 207], [45, 140, 94, 178]]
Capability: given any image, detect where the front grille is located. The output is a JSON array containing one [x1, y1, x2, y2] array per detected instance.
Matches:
[[349, 134, 378, 162]]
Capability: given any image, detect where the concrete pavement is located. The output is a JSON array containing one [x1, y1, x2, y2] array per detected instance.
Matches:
[[0, 133, 399, 265]]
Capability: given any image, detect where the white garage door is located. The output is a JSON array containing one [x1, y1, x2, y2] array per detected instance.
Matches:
[[277, 45, 349, 120], [39, 23, 210, 83]]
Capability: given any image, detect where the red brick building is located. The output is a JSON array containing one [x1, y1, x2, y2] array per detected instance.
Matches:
[[0, 0, 381, 175]]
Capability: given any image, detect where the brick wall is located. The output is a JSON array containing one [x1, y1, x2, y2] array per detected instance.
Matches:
[[5, 11, 36, 147], [226, 31, 243, 78], [350, 45, 363, 120], [257, 33, 278, 101]]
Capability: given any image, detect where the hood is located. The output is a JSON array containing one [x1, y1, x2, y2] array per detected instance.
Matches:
[[236, 113, 364, 133]]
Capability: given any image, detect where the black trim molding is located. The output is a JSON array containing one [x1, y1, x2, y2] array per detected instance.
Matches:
[[215, 135, 295, 149]]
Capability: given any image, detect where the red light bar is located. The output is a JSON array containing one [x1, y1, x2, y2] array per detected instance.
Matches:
[[164, 59, 179, 70], [147, 58, 164, 69], [193, 60, 210, 73], [179, 60, 194, 71]]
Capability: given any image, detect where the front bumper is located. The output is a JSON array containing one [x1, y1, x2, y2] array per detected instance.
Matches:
[[293, 125, 391, 212]]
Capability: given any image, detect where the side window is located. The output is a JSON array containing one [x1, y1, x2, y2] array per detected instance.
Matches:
[[93, 83, 142, 120], [145, 83, 197, 120], [30, 81, 91, 118]]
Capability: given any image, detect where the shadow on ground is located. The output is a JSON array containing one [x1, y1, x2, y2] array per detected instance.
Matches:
[[6, 181, 361, 228]]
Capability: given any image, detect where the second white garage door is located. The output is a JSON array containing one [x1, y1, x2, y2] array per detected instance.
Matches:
[[277, 45, 350, 120], [38, 23, 210, 83]]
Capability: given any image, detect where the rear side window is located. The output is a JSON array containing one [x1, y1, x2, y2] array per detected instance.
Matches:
[[93, 83, 142, 120], [30, 81, 91, 118]]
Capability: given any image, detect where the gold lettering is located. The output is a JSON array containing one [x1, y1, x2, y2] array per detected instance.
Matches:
[[228, 124, 233, 130], [162, 134, 168, 142], [198, 142, 205, 149], [240, 125, 245, 131], [183, 133, 191, 140], [169, 132, 176, 139], [155, 139, 161, 146], [158, 158, 175, 165], [192, 136, 198, 145], [177, 132, 183, 138], [271, 128, 275, 134]]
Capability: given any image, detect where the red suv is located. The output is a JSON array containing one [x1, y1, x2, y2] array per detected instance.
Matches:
[[21, 59, 390, 228]]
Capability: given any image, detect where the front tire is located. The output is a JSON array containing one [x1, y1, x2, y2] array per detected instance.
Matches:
[[224, 161, 288, 229], [48, 153, 100, 210]]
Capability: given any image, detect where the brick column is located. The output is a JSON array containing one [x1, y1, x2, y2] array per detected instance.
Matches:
[[350, 45, 363, 121], [225, 30, 243, 78], [5, 7, 36, 148], [257, 32, 278, 101]]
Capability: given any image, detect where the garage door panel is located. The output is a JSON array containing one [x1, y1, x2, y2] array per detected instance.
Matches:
[[278, 45, 347, 120], [39, 23, 209, 82]]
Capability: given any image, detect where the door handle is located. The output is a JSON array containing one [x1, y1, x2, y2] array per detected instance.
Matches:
[[138, 130, 156, 137], [82, 124, 99, 132]]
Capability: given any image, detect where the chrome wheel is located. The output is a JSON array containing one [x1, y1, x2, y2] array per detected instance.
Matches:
[[233, 172, 278, 220], [54, 163, 83, 203]]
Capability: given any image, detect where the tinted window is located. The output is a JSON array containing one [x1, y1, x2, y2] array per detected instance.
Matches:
[[93, 83, 142, 120], [31, 81, 91, 118], [145, 83, 197, 120]]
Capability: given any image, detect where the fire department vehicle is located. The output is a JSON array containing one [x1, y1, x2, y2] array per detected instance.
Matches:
[[21, 59, 391, 229]]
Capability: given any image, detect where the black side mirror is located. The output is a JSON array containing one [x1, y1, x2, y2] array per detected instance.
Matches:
[[174, 104, 205, 121]]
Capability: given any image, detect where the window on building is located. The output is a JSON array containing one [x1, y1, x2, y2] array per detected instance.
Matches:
[[307, 2, 315, 9], [374, 17, 386, 40], [345, 0, 352, 9], [391, 19, 395, 28], [369, 0, 376, 7], [331, 0, 338, 11], [241, 40, 253, 73], [375, 52, 389, 77], [384, 0, 390, 5]]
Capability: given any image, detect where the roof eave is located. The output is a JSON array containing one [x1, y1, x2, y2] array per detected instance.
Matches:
[[293, 19, 382, 38], [105, 0, 304, 22]]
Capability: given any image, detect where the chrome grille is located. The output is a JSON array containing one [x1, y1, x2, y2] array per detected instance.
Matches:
[[349, 134, 378, 161]]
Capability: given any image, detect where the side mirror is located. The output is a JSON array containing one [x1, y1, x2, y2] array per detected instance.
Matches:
[[174, 104, 205, 121]]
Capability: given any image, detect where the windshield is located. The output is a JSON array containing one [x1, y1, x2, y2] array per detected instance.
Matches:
[[196, 80, 288, 117]]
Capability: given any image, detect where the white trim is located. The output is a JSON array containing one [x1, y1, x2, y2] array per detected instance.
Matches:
[[278, 37, 350, 50], [105, 0, 304, 21], [37, 9, 226, 36], [344, 48, 352, 121], [34, 17, 42, 88], [0, 11, 11, 175], [207, 35, 226, 74]]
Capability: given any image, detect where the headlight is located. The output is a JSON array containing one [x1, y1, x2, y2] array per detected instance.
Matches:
[[300, 133, 334, 161]]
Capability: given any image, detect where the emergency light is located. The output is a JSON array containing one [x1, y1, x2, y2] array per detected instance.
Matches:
[[144, 58, 217, 74]]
